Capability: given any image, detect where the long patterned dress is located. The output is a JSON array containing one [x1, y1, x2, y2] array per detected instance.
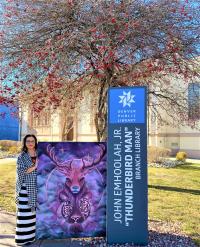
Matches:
[[15, 156, 37, 246]]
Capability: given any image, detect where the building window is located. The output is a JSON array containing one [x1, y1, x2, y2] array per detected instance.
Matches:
[[32, 110, 50, 127], [188, 83, 200, 120]]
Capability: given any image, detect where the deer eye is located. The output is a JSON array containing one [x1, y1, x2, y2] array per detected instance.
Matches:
[[65, 177, 71, 183]]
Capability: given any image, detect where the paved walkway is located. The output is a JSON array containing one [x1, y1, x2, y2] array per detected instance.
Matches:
[[0, 211, 84, 247], [167, 157, 200, 163]]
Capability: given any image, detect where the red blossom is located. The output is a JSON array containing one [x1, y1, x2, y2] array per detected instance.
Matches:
[[4, 14, 11, 18], [13, 82, 19, 88], [89, 27, 96, 33], [111, 18, 116, 23], [41, 64, 48, 70]]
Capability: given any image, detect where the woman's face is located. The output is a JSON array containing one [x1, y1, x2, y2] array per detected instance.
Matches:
[[25, 136, 36, 150]]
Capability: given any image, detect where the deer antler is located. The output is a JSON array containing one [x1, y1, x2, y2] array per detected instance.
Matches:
[[82, 144, 106, 169], [47, 144, 73, 168]]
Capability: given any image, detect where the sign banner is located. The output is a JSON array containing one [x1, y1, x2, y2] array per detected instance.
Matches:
[[107, 87, 148, 245], [36, 142, 106, 239]]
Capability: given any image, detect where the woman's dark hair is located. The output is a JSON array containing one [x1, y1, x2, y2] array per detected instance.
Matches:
[[21, 134, 38, 153]]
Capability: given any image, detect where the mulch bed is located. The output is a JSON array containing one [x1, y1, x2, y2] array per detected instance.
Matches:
[[77, 221, 197, 247]]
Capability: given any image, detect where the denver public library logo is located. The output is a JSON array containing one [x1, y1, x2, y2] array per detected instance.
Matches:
[[118, 91, 136, 123], [119, 91, 135, 107]]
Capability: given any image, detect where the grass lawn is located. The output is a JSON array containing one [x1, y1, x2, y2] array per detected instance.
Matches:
[[0, 162, 16, 213], [0, 161, 199, 245], [148, 163, 200, 245]]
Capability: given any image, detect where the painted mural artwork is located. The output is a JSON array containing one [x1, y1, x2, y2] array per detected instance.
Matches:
[[36, 142, 106, 239]]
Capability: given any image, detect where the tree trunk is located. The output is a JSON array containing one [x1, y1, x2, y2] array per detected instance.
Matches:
[[95, 77, 111, 142]]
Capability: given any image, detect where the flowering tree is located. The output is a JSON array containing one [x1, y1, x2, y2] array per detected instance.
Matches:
[[0, 0, 199, 141]]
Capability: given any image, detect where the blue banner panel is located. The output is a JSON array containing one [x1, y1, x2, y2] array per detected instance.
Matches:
[[107, 87, 148, 245]]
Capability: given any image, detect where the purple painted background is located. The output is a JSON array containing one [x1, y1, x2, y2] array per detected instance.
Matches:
[[36, 142, 106, 239]]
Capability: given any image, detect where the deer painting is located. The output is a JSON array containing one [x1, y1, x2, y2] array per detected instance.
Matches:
[[36, 142, 106, 239]]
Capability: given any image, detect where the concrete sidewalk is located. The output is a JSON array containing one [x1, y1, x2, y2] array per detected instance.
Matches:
[[0, 211, 86, 247], [168, 157, 200, 164]]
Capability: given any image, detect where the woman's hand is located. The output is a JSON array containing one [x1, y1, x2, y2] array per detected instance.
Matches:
[[26, 165, 36, 174]]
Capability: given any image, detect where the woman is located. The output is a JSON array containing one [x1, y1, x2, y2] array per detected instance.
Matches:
[[15, 134, 38, 246]]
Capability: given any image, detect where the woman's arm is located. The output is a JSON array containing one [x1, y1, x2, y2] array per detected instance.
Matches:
[[25, 158, 38, 174], [26, 165, 36, 173]]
